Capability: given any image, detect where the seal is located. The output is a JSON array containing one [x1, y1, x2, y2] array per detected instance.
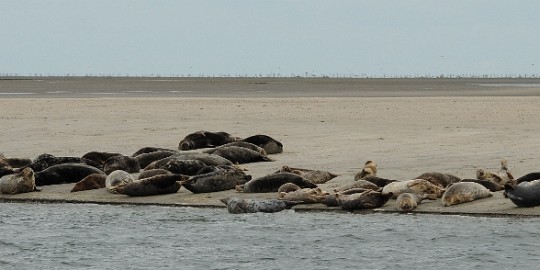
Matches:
[[137, 169, 172, 179], [204, 141, 267, 155], [441, 182, 493, 206], [131, 146, 178, 157], [240, 135, 283, 154], [0, 157, 16, 178], [112, 174, 185, 196], [381, 179, 445, 199], [515, 172, 540, 184], [460, 178, 502, 192], [155, 159, 208, 175], [277, 183, 301, 193], [336, 190, 392, 211], [71, 173, 106, 192], [210, 146, 273, 164], [27, 153, 102, 172], [162, 152, 234, 166], [134, 150, 178, 169], [354, 160, 377, 180], [322, 188, 373, 207], [236, 172, 317, 193], [220, 197, 302, 214], [2, 157, 32, 168], [415, 172, 461, 188], [395, 193, 428, 212], [178, 131, 239, 150], [0, 167, 40, 194], [105, 170, 135, 194], [361, 176, 398, 187], [103, 155, 140, 175], [276, 166, 338, 184], [333, 180, 380, 193], [81, 151, 122, 166], [504, 180, 540, 207], [476, 159, 514, 186], [35, 163, 106, 186], [278, 188, 328, 204], [181, 167, 251, 193]]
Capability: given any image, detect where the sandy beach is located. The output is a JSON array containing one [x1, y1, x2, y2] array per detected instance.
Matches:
[[2, 77, 540, 216]]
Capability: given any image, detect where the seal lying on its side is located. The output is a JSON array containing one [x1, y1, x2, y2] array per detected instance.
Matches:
[[336, 190, 392, 211], [27, 153, 102, 172], [111, 174, 185, 196], [71, 173, 107, 192], [382, 179, 444, 199], [276, 166, 338, 184], [106, 170, 135, 194], [240, 135, 283, 154], [220, 197, 302, 214], [279, 187, 328, 204], [354, 160, 377, 180], [103, 155, 140, 175], [415, 172, 461, 188], [504, 180, 540, 207], [209, 146, 273, 164], [441, 182, 493, 206], [236, 172, 316, 193], [0, 167, 40, 194], [395, 193, 428, 212], [35, 163, 106, 186], [178, 131, 239, 151]]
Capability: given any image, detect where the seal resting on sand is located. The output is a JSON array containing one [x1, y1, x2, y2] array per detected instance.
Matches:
[[236, 172, 316, 193], [276, 166, 338, 184], [354, 160, 377, 180], [181, 167, 251, 193], [178, 131, 239, 150], [71, 173, 107, 192], [209, 146, 273, 164], [105, 170, 135, 194], [111, 174, 185, 196], [220, 197, 302, 214], [382, 179, 444, 199], [35, 163, 106, 186], [395, 193, 428, 212], [504, 179, 540, 207], [279, 187, 328, 204], [441, 182, 493, 206], [415, 172, 461, 188], [336, 190, 392, 211], [240, 135, 283, 154], [103, 155, 140, 175], [0, 167, 40, 194]]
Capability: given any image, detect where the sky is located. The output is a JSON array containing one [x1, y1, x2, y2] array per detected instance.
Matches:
[[1, 0, 539, 77]]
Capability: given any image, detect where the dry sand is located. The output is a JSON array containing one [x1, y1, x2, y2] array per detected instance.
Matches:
[[1, 77, 540, 216]]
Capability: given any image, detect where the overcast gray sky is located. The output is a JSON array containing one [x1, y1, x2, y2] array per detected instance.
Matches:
[[1, 0, 539, 77]]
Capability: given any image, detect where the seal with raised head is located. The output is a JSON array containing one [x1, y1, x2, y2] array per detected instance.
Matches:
[[382, 179, 445, 199], [0, 167, 40, 194], [35, 163, 106, 186], [178, 131, 239, 151], [240, 134, 283, 154], [236, 172, 317, 193], [209, 146, 273, 164], [71, 173, 106, 192], [106, 170, 135, 194], [354, 160, 377, 180], [220, 197, 302, 214], [395, 193, 428, 212], [441, 182, 493, 206], [504, 180, 540, 207], [476, 159, 514, 186], [336, 190, 392, 211], [181, 167, 251, 193], [111, 174, 185, 196], [103, 155, 140, 175]]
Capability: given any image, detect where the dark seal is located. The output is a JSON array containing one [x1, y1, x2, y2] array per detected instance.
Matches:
[[236, 172, 316, 193], [113, 174, 186, 197], [504, 179, 540, 207], [35, 163, 106, 186], [178, 131, 239, 151], [240, 135, 283, 154], [103, 155, 140, 175]]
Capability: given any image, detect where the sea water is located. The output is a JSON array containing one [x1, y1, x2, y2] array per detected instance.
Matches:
[[0, 203, 539, 270]]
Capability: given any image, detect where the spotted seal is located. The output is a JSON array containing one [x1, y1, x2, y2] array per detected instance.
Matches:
[[220, 197, 302, 214], [276, 166, 338, 184], [441, 182, 493, 206], [178, 131, 239, 150], [476, 159, 514, 186], [81, 151, 123, 166], [415, 172, 461, 188], [134, 150, 178, 169], [240, 135, 283, 154], [381, 179, 445, 199], [460, 179, 503, 192], [131, 146, 178, 157], [137, 169, 172, 179], [333, 180, 380, 193], [155, 159, 207, 175], [236, 172, 317, 193], [336, 190, 392, 210], [204, 141, 267, 155], [209, 146, 273, 164], [354, 160, 378, 180], [278, 187, 328, 203], [181, 167, 251, 193], [112, 174, 185, 196], [0, 167, 40, 194], [103, 155, 140, 175], [395, 193, 428, 212]]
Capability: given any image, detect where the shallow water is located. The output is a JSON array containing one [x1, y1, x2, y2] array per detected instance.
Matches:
[[0, 203, 539, 270]]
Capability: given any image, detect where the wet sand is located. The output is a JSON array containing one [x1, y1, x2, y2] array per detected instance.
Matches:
[[1, 77, 540, 216]]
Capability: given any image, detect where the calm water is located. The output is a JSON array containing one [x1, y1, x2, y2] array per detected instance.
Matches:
[[0, 203, 539, 270]]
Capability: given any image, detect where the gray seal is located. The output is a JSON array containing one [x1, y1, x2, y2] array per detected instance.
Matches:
[[181, 167, 251, 193], [35, 163, 106, 186], [220, 197, 302, 214], [336, 190, 392, 211], [236, 172, 317, 193], [504, 179, 540, 207], [441, 182, 493, 206], [178, 131, 239, 150], [240, 135, 283, 154], [0, 167, 40, 194], [112, 174, 185, 196], [395, 193, 428, 212]]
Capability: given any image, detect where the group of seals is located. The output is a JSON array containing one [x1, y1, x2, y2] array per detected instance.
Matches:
[[178, 131, 283, 154]]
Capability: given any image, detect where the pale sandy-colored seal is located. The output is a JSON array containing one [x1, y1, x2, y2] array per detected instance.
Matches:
[[112, 174, 185, 196], [278, 187, 328, 203], [504, 179, 540, 207], [476, 159, 514, 186], [354, 160, 377, 180], [336, 190, 392, 211], [240, 134, 283, 154], [28, 153, 102, 172], [382, 179, 445, 199], [178, 131, 239, 150], [333, 180, 380, 193], [35, 163, 106, 186], [81, 151, 122, 166], [441, 182, 493, 206], [71, 173, 106, 192], [181, 167, 251, 193], [0, 167, 40, 194], [277, 183, 302, 193], [220, 197, 302, 214], [236, 172, 317, 193], [395, 193, 428, 212], [105, 170, 135, 194], [322, 188, 373, 207]]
